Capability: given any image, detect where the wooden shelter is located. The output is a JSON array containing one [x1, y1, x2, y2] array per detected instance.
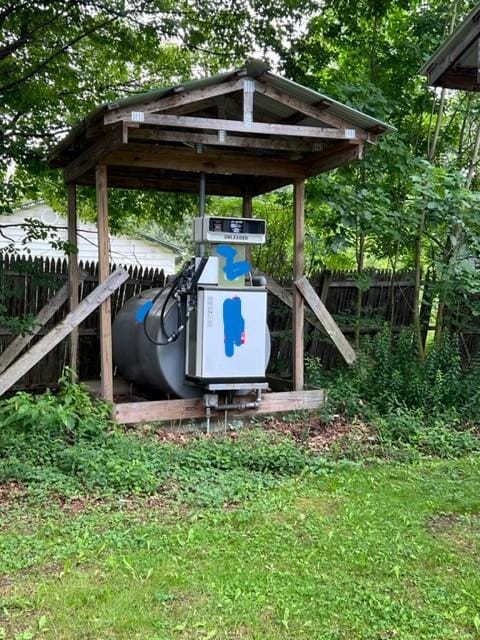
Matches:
[[421, 4, 480, 90], [45, 59, 392, 423]]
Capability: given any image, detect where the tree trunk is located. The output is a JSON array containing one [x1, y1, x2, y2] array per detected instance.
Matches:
[[413, 215, 425, 359], [355, 233, 365, 350]]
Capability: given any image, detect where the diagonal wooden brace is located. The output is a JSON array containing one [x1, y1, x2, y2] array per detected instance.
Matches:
[[0, 270, 88, 375], [0, 268, 129, 396], [295, 275, 356, 365]]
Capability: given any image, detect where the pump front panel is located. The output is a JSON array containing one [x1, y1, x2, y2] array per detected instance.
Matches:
[[187, 286, 267, 381]]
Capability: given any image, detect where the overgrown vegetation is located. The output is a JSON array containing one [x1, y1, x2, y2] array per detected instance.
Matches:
[[0, 350, 479, 509], [0, 375, 330, 505], [307, 326, 480, 460]]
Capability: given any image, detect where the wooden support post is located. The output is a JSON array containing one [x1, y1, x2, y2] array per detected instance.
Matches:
[[96, 165, 113, 402], [293, 179, 305, 391], [67, 182, 79, 376], [0, 269, 129, 397], [242, 184, 253, 262]]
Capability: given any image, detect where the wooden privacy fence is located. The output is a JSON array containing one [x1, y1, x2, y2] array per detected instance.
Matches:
[[0, 255, 166, 389], [268, 269, 416, 376], [0, 256, 416, 389]]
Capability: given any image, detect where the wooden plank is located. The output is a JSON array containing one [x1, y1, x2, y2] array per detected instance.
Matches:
[[0, 268, 88, 375], [103, 144, 306, 179], [96, 165, 113, 402], [67, 182, 79, 374], [293, 179, 305, 391], [115, 389, 326, 425], [0, 268, 129, 397], [282, 99, 332, 124], [0, 284, 69, 375], [128, 127, 326, 152], [260, 272, 323, 334], [64, 124, 123, 183], [295, 275, 356, 365], [104, 77, 245, 124], [77, 172, 247, 196], [112, 113, 361, 140], [256, 79, 371, 141]]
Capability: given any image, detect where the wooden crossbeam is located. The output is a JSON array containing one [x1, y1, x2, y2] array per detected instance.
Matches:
[[115, 389, 326, 425], [128, 127, 326, 153], [103, 143, 307, 178], [77, 172, 248, 196], [110, 114, 359, 141], [0, 268, 129, 397], [104, 77, 245, 124], [295, 276, 356, 365], [63, 123, 123, 183]]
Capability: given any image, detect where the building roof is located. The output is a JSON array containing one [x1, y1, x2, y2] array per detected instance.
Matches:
[[49, 60, 394, 197], [420, 4, 480, 90]]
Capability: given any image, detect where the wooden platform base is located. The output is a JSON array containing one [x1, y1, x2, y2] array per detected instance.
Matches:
[[115, 389, 325, 425]]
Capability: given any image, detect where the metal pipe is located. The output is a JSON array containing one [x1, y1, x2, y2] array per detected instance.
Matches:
[[216, 389, 262, 412], [199, 171, 206, 258]]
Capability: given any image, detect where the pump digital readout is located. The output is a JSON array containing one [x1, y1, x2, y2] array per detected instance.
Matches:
[[193, 216, 266, 245]]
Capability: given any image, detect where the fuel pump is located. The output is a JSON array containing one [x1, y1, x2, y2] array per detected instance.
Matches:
[[112, 213, 270, 411]]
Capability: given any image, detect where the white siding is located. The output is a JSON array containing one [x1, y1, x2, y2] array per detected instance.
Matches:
[[0, 203, 177, 273]]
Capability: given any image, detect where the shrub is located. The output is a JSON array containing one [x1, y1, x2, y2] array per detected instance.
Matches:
[[308, 325, 480, 420]]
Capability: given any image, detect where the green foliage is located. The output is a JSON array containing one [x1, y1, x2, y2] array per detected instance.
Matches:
[[315, 325, 480, 418], [0, 376, 329, 504], [2, 457, 480, 638], [374, 408, 480, 459], [308, 326, 480, 459]]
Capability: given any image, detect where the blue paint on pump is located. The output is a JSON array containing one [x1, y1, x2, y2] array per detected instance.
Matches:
[[135, 300, 153, 324], [223, 296, 245, 357], [216, 245, 251, 281]]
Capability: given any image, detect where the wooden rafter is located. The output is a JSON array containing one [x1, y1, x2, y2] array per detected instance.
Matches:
[[104, 77, 245, 125], [64, 123, 123, 183], [303, 140, 363, 176], [256, 79, 372, 141], [77, 172, 248, 196]]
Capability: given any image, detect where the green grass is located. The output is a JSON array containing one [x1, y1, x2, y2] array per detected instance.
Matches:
[[2, 454, 480, 639]]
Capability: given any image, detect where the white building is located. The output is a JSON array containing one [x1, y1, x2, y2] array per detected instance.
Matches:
[[0, 202, 179, 273]]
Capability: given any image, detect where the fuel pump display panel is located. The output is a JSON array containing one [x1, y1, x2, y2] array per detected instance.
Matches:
[[193, 216, 266, 245]]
